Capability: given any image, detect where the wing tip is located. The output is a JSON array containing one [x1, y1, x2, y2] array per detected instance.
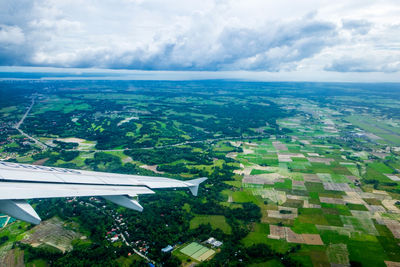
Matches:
[[186, 177, 208, 196]]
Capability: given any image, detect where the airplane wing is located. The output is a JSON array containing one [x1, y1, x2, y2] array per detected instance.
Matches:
[[0, 161, 207, 225]]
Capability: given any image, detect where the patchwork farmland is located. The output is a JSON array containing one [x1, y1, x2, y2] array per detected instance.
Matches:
[[224, 97, 400, 266], [1, 81, 400, 266]]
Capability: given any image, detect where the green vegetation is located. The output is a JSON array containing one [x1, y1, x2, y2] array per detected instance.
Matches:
[[1, 81, 400, 266], [190, 215, 232, 234]]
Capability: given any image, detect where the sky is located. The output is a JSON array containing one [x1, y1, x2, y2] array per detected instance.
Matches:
[[0, 0, 400, 81]]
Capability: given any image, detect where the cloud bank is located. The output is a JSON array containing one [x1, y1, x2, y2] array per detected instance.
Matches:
[[0, 0, 399, 75]]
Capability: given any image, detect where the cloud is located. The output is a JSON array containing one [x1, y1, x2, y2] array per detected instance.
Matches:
[[0, 25, 25, 45], [342, 19, 372, 35], [324, 57, 400, 73], [0, 24, 29, 66], [10, 15, 338, 71], [0, 0, 35, 27], [0, 0, 399, 74], [214, 19, 337, 71]]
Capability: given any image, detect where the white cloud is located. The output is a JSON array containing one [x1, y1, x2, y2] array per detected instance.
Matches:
[[0, 25, 25, 45], [0, 0, 399, 78]]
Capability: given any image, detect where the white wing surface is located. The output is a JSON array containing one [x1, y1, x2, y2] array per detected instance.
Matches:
[[0, 162, 207, 224]]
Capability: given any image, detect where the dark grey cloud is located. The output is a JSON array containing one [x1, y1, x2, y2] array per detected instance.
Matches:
[[0, 1, 35, 66]]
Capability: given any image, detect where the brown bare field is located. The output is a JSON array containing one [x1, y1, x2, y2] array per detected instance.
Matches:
[[226, 152, 237, 159], [2, 249, 24, 267], [319, 197, 345, 205], [268, 225, 286, 239], [385, 174, 400, 181], [268, 225, 324, 245], [56, 137, 86, 143], [343, 192, 367, 205], [323, 182, 353, 192], [242, 148, 254, 155], [307, 157, 334, 164], [302, 234, 324, 245], [139, 164, 165, 174], [273, 141, 288, 151], [279, 153, 305, 158], [292, 180, 305, 187], [366, 205, 386, 213], [377, 219, 400, 239], [303, 174, 321, 182], [21, 217, 82, 253], [286, 228, 304, 243], [278, 154, 292, 162], [243, 173, 282, 185], [32, 158, 49, 165], [385, 261, 400, 267], [267, 210, 297, 220]]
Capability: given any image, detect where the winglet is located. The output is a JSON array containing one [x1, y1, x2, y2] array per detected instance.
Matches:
[[0, 200, 41, 225], [185, 177, 208, 196]]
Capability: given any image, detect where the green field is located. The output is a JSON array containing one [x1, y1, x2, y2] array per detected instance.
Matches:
[[190, 215, 232, 234], [345, 115, 400, 145]]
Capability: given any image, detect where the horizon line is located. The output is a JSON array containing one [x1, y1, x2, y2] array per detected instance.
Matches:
[[0, 66, 400, 83]]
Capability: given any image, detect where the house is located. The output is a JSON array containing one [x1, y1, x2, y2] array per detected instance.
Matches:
[[206, 237, 223, 247], [161, 245, 173, 253]]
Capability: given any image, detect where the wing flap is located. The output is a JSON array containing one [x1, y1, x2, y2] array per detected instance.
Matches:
[[53, 173, 108, 184], [0, 182, 155, 200], [0, 169, 64, 183], [0, 162, 189, 187]]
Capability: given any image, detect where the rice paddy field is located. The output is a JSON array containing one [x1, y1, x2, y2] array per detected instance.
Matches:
[[222, 96, 400, 266]]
